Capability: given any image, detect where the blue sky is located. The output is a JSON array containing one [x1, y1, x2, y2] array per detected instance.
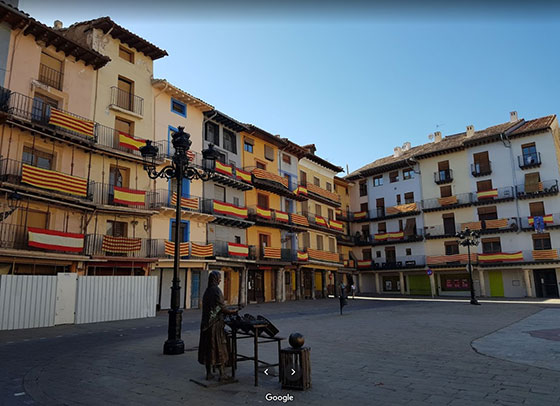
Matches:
[[19, 1, 560, 175]]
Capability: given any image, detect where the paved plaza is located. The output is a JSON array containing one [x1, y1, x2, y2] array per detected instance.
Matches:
[[1, 297, 560, 405]]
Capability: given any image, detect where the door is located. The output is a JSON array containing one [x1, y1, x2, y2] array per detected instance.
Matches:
[[408, 275, 431, 296], [488, 270, 504, 297], [303, 271, 313, 299], [248, 270, 264, 303], [533, 270, 559, 298], [54, 273, 77, 325], [109, 166, 124, 205], [31, 93, 57, 122], [190, 270, 200, 308]]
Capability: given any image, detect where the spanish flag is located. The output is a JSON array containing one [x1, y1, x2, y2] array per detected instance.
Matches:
[[374, 233, 388, 241], [256, 206, 272, 219], [213, 200, 248, 219], [477, 189, 498, 200], [275, 210, 289, 223], [113, 186, 145, 207], [478, 251, 523, 263], [236, 168, 252, 183], [22, 164, 88, 197], [49, 108, 94, 138], [315, 216, 328, 227], [228, 242, 249, 257], [295, 185, 308, 195], [353, 211, 367, 220], [190, 242, 213, 257], [329, 220, 343, 231], [164, 240, 189, 256], [297, 251, 309, 261], [215, 161, 233, 176], [388, 231, 404, 239], [528, 215, 554, 225], [357, 260, 372, 268], [119, 132, 147, 151]]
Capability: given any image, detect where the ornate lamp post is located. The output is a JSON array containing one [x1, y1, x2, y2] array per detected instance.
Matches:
[[455, 227, 481, 306], [1, 191, 22, 222], [140, 126, 218, 355]]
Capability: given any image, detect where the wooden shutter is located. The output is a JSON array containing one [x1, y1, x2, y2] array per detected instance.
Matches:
[[524, 173, 540, 193]]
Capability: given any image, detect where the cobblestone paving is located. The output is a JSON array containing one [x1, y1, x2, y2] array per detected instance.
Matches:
[[1, 298, 560, 405]]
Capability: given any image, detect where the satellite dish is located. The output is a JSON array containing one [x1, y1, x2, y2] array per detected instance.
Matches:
[[428, 133, 434, 141]]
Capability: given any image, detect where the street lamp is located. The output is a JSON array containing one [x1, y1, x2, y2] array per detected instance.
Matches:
[[1, 191, 22, 222], [140, 126, 218, 355], [455, 227, 481, 306]]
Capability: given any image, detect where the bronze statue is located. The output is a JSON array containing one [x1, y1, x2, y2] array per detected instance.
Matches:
[[198, 271, 239, 381]]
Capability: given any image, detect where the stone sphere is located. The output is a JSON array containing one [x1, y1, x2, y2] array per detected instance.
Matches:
[[289, 332, 305, 348]]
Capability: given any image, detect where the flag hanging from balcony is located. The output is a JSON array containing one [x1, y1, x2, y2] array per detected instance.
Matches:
[[374, 233, 388, 241], [118, 132, 146, 151], [438, 196, 458, 206], [329, 220, 343, 231], [164, 240, 189, 256], [236, 168, 252, 183], [307, 248, 339, 263], [426, 253, 478, 265], [252, 168, 289, 188], [213, 201, 248, 219], [353, 211, 367, 220], [113, 186, 145, 207], [532, 249, 558, 260], [215, 161, 233, 176], [297, 251, 308, 261], [171, 193, 199, 210], [484, 218, 509, 229], [102, 236, 141, 253], [49, 108, 94, 138], [295, 185, 308, 195], [264, 247, 282, 259], [388, 231, 404, 239], [386, 203, 417, 215], [275, 210, 289, 223], [315, 216, 328, 228], [22, 164, 88, 197], [478, 252, 523, 263], [291, 213, 309, 227], [190, 242, 213, 257], [528, 215, 553, 226], [461, 221, 482, 231], [477, 189, 498, 200], [357, 260, 372, 268], [28, 227, 84, 252], [228, 242, 249, 257], [256, 206, 272, 219], [307, 183, 340, 203]]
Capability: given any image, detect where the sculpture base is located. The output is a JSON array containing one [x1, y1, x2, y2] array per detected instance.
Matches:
[[163, 338, 185, 355]]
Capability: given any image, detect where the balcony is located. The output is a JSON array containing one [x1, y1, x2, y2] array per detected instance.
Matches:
[[301, 212, 345, 234], [376, 202, 420, 221], [335, 208, 350, 221], [92, 183, 151, 210], [247, 206, 307, 232], [0, 158, 93, 201], [518, 152, 541, 169], [475, 186, 515, 204], [434, 169, 453, 185], [520, 213, 560, 231], [350, 210, 371, 222], [336, 233, 356, 246], [150, 240, 215, 259], [201, 200, 254, 228], [299, 181, 341, 207], [0, 223, 86, 255], [516, 179, 559, 199], [471, 162, 492, 177], [478, 217, 519, 234], [110, 86, 144, 116], [212, 240, 256, 261], [424, 223, 461, 239], [38, 63, 63, 91], [207, 161, 253, 191], [426, 253, 478, 267], [422, 192, 473, 212], [304, 248, 341, 264], [478, 250, 559, 265], [254, 246, 295, 263], [246, 167, 304, 200], [355, 229, 424, 246], [84, 234, 157, 258]]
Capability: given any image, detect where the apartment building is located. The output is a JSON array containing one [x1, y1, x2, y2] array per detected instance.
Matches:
[[334, 175, 357, 292]]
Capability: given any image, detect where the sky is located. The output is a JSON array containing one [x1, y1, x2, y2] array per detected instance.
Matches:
[[17, 0, 560, 175]]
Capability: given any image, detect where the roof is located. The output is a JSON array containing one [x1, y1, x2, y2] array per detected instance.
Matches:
[[302, 150, 344, 174], [63, 17, 168, 60], [509, 115, 556, 137], [152, 79, 214, 112], [0, 1, 110, 69], [244, 124, 287, 148], [204, 110, 249, 133]]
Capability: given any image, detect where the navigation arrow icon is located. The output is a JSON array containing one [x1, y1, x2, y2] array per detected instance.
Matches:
[[264, 369, 269, 375], [291, 368, 296, 376]]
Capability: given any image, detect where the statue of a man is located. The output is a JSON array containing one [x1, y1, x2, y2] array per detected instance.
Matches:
[[198, 271, 239, 381]]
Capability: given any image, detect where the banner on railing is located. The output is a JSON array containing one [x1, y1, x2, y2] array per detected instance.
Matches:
[[532, 249, 558, 260], [329, 220, 343, 231], [426, 253, 478, 265], [353, 211, 367, 220], [264, 247, 281, 259], [307, 183, 340, 202], [118, 132, 146, 151], [307, 248, 339, 263], [113, 186, 145, 207], [215, 161, 233, 176], [357, 260, 372, 268], [28, 227, 84, 252], [256, 206, 272, 219], [461, 221, 482, 231], [438, 196, 458, 206], [291, 213, 309, 227], [374, 231, 404, 240], [171, 193, 199, 210], [297, 251, 308, 261], [22, 164, 88, 197], [528, 215, 554, 225], [386, 202, 417, 215], [164, 240, 189, 256], [213, 201, 248, 219], [190, 242, 213, 257], [484, 218, 509, 229], [49, 108, 94, 138], [478, 252, 523, 263], [275, 210, 289, 223], [102, 236, 141, 253], [252, 168, 289, 188], [477, 189, 498, 200], [295, 185, 308, 195], [228, 242, 249, 257], [236, 168, 252, 183], [315, 216, 328, 228]]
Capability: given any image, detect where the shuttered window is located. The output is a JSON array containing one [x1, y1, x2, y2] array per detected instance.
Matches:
[[264, 145, 274, 161]]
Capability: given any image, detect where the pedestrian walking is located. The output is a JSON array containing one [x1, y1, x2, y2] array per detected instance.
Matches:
[[339, 282, 348, 315]]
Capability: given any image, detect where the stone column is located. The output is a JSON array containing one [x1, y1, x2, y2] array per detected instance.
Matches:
[[239, 267, 247, 306], [523, 269, 534, 297], [429, 273, 436, 297], [375, 273, 381, 294], [399, 271, 405, 295], [311, 270, 316, 299], [321, 271, 327, 298], [276, 268, 283, 302], [478, 269, 487, 297], [295, 268, 302, 300]]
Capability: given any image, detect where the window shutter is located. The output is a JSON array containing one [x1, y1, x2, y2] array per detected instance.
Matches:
[[264, 145, 274, 161]]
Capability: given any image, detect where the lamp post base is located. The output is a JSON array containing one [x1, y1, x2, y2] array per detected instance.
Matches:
[[163, 338, 185, 355], [470, 298, 481, 305], [163, 309, 185, 355]]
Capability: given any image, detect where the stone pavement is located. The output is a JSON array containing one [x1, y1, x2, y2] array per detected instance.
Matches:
[[1, 298, 560, 405]]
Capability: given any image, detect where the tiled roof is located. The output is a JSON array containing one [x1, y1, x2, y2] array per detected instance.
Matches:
[[152, 79, 214, 111], [509, 115, 556, 136]]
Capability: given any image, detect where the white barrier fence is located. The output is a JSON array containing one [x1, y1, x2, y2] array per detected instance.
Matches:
[[0, 274, 158, 330]]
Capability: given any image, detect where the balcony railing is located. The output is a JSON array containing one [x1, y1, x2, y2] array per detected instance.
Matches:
[[91, 183, 150, 209], [518, 152, 541, 169], [110, 86, 144, 116], [147, 189, 208, 213], [520, 213, 560, 230], [516, 179, 559, 198], [434, 169, 453, 184], [301, 211, 344, 233], [253, 246, 295, 262], [38, 63, 63, 90], [475, 186, 515, 203], [424, 223, 462, 238], [422, 192, 473, 211], [471, 162, 492, 177], [150, 240, 214, 259], [354, 229, 423, 245], [299, 180, 341, 205], [374, 255, 426, 269], [0, 158, 94, 200], [212, 240, 256, 260], [0, 223, 85, 254], [84, 234, 157, 258]]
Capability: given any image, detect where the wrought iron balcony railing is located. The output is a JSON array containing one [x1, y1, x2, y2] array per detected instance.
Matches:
[[110, 86, 144, 116], [38, 63, 63, 90]]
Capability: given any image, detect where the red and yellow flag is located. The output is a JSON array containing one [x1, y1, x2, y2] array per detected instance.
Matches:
[[374, 233, 388, 241], [533, 249, 558, 260], [291, 213, 309, 227], [102, 236, 141, 253], [477, 189, 498, 200], [256, 206, 272, 219], [295, 185, 308, 195], [297, 251, 309, 261], [215, 161, 233, 176], [49, 108, 94, 138], [307, 183, 340, 203], [329, 220, 343, 231], [113, 186, 145, 207], [275, 210, 289, 223], [484, 218, 509, 229], [478, 251, 523, 263], [264, 247, 281, 259], [388, 231, 404, 239], [118, 132, 146, 151], [252, 168, 289, 188], [528, 215, 554, 225], [236, 168, 252, 183], [438, 196, 458, 206], [171, 193, 200, 210], [22, 164, 88, 197], [307, 248, 339, 263], [213, 200, 248, 218], [228, 242, 249, 257], [353, 211, 367, 220], [28, 228, 84, 252], [164, 240, 189, 256], [357, 260, 372, 268], [190, 242, 213, 257], [315, 216, 328, 227]]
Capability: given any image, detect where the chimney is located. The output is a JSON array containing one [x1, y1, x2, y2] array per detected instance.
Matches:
[[510, 111, 518, 123], [53, 20, 63, 30], [434, 131, 442, 143], [402, 141, 411, 151], [466, 125, 475, 138], [393, 146, 402, 157]]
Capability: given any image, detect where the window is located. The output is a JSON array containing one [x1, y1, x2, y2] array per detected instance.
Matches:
[[256, 161, 266, 170], [440, 185, 452, 198], [119, 46, 134, 63], [327, 208, 334, 220], [107, 220, 128, 237], [442, 213, 456, 235], [109, 165, 129, 188], [32, 93, 59, 121], [477, 179, 493, 192], [373, 175, 383, 187], [362, 249, 372, 260], [259, 233, 271, 248], [478, 206, 497, 221], [532, 233, 552, 250], [524, 172, 541, 193], [171, 98, 186, 117], [404, 218, 416, 236], [376, 198, 385, 217], [437, 160, 451, 182], [264, 145, 274, 161], [404, 192, 414, 204], [39, 52, 63, 89], [205, 122, 219, 145], [316, 235, 324, 250], [405, 248, 412, 256], [361, 225, 370, 236], [445, 241, 459, 255], [473, 151, 490, 174], [378, 222, 386, 233], [244, 137, 254, 153], [329, 237, 335, 253], [214, 185, 226, 202], [299, 170, 307, 185], [22, 146, 53, 170], [326, 182, 332, 192], [360, 202, 369, 212], [18, 209, 48, 229], [376, 251, 381, 258], [403, 168, 413, 180], [385, 246, 396, 262], [223, 129, 237, 154], [257, 193, 269, 209], [282, 154, 291, 164], [301, 232, 310, 248], [522, 143, 538, 165], [359, 181, 367, 196], [396, 194, 401, 205], [115, 116, 134, 137], [315, 204, 322, 217], [389, 171, 399, 183], [170, 220, 189, 243], [313, 177, 320, 187], [233, 197, 240, 207], [117, 76, 134, 110], [529, 202, 545, 217], [482, 237, 501, 253], [235, 236, 241, 244], [398, 219, 403, 231]]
